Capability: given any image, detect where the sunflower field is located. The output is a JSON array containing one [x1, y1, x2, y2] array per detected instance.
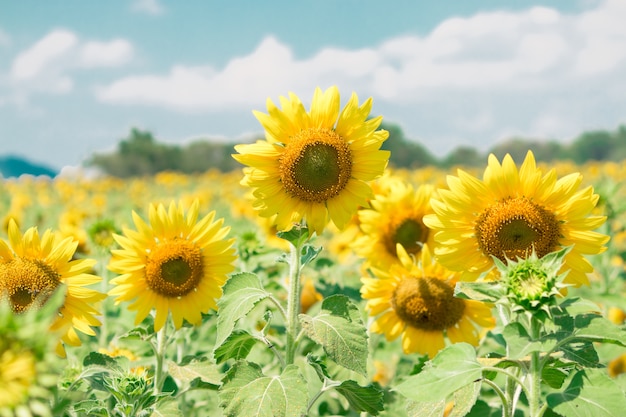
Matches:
[[1, 86, 626, 417]]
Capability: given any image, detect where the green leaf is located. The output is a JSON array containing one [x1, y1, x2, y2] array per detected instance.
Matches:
[[503, 322, 542, 359], [219, 361, 308, 417], [542, 359, 575, 389], [547, 369, 626, 417], [572, 314, 626, 345], [405, 380, 481, 417], [276, 225, 309, 246], [167, 358, 222, 391], [561, 341, 600, 368], [301, 244, 322, 267], [151, 398, 183, 417], [83, 351, 122, 370], [406, 399, 446, 417], [455, 281, 504, 303], [307, 354, 331, 382], [299, 294, 368, 376], [334, 380, 384, 415], [215, 272, 271, 350], [394, 343, 482, 403], [214, 329, 258, 364]]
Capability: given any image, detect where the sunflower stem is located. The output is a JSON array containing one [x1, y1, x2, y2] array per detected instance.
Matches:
[[285, 239, 304, 366], [527, 314, 544, 417], [153, 323, 168, 395]]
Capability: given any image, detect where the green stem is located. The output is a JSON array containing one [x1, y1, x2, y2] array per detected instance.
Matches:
[[153, 324, 168, 395], [482, 378, 510, 417], [98, 251, 110, 348], [528, 315, 543, 417], [285, 239, 303, 366]]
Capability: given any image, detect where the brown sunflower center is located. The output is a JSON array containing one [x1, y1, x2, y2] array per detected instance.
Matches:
[[384, 217, 429, 256], [391, 276, 465, 331], [279, 128, 352, 203], [145, 239, 203, 297], [0, 258, 60, 313], [475, 197, 561, 262]]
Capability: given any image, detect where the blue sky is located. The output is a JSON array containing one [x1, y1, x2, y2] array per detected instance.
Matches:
[[1, 0, 624, 172]]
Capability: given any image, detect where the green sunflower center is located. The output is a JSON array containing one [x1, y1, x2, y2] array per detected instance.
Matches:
[[0, 258, 60, 313], [279, 128, 352, 203], [475, 197, 561, 262], [391, 276, 465, 331], [385, 217, 428, 256], [145, 239, 203, 297]]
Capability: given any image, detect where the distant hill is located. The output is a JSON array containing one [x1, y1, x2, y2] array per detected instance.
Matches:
[[0, 155, 58, 178]]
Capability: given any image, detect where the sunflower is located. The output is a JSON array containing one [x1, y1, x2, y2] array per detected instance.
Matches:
[[355, 176, 436, 268], [361, 244, 495, 358], [0, 348, 36, 409], [233, 86, 390, 236], [423, 151, 609, 286], [108, 200, 237, 332], [0, 219, 105, 357]]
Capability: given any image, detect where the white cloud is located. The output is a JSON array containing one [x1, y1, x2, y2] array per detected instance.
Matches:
[[6, 29, 134, 101], [131, 0, 165, 16], [93, 0, 626, 153], [11, 29, 78, 80], [79, 39, 134, 68]]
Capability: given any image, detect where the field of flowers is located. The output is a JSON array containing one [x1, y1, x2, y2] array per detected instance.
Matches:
[[2, 87, 626, 417]]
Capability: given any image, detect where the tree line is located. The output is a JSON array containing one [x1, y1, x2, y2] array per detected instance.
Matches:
[[87, 124, 626, 178]]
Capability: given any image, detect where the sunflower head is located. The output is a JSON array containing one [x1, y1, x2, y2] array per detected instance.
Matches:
[[0, 219, 105, 356], [424, 150, 609, 286], [233, 86, 390, 235], [496, 247, 570, 315], [108, 200, 237, 332], [361, 244, 495, 358]]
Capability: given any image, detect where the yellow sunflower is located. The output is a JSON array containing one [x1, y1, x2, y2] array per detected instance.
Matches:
[[0, 219, 105, 357], [361, 244, 495, 358], [0, 348, 36, 409], [355, 176, 436, 268], [423, 151, 609, 285], [108, 200, 237, 332], [233, 86, 390, 235]]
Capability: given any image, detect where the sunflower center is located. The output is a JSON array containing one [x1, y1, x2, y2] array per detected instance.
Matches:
[[391, 276, 465, 331], [385, 218, 428, 256], [279, 128, 352, 203], [475, 197, 561, 262], [0, 258, 60, 313], [145, 239, 203, 297]]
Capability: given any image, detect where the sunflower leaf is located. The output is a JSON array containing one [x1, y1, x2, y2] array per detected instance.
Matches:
[[334, 380, 384, 415], [219, 361, 308, 417], [214, 329, 258, 364], [150, 398, 183, 417], [547, 368, 626, 417], [299, 294, 369, 376], [167, 359, 222, 391], [455, 281, 504, 303], [394, 343, 482, 403], [215, 272, 271, 351]]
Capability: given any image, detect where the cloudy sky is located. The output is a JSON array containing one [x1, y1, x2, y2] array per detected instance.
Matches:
[[1, 0, 625, 171]]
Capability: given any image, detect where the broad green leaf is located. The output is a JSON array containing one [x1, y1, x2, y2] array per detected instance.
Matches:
[[394, 343, 482, 403], [406, 399, 446, 417], [299, 294, 368, 376], [219, 361, 308, 417], [300, 244, 322, 267], [503, 322, 542, 359], [215, 272, 271, 349], [547, 369, 626, 417], [214, 329, 258, 364], [335, 380, 384, 415], [572, 314, 626, 345], [167, 359, 222, 390], [560, 341, 600, 368], [455, 281, 503, 303], [448, 381, 482, 417], [151, 399, 183, 417], [73, 400, 108, 417], [404, 380, 481, 417], [83, 351, 122, 370]]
